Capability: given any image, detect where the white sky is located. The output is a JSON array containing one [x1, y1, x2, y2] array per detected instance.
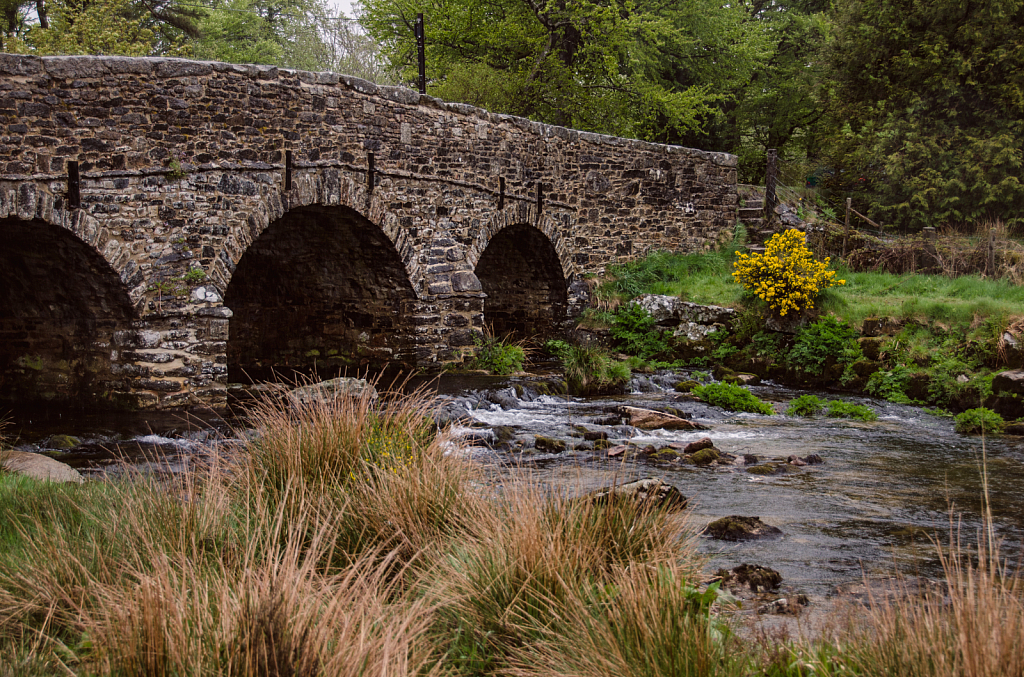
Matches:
[[331, 0, 359, 19]]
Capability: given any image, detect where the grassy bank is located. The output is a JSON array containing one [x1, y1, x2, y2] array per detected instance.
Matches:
[[589, 235, 1024, 415], [2, 392, 1023, 675]]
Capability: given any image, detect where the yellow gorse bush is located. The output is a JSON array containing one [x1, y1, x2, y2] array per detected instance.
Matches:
[[733, 229, 845, 317]]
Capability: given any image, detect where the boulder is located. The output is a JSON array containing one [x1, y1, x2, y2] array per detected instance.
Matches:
[[683, 437, 715, 454], [2, 450, 83, 484], [724, 372, 761, 386], [703, 515, 783, 541], [45, 434, 81, 449], [731, 563, 783, 592], [690, 447, 720, 466], [992, 370, 1024, 397], [286, 377, 378, 407], [620, 406, 703, 430], [581, 477, 687, 511], [632, 295, 736, 329], [533, 435, 567, 453]]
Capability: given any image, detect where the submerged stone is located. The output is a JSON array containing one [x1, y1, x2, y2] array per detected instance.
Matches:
[[703, 515, 783, 541]]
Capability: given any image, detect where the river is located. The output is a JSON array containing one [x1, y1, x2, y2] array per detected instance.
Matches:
[[5, 371, 1023, 602]]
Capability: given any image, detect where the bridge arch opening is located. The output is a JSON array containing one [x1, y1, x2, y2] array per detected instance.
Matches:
[[0, 218, 135, 407], [475, 223, 568, 337], [223, 205, 418, 382]]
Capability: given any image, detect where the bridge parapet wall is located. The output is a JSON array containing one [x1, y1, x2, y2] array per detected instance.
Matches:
[[0, 54, 736, 408]]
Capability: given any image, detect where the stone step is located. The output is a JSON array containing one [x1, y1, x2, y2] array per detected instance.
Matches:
[[742, 200, 764, 209], [738, 207, 764, 219]]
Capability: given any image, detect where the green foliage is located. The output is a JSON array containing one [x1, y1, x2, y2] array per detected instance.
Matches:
[[785, 394, 825, 417], [470, 334, 525, 376], [183, 268, 206, 284], [692, 382, 775, 415], [954, 407, 1005, 435], [610, 304, 670, 360], [550, 342, 630, 397], [825, 400, 878, 421], [824, 0, 1024, 229], [788, 316, 863, 376], [866, 365, 914, 404], [360, 0, 765, 142]]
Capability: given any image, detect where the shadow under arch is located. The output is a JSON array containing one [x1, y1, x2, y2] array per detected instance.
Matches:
[[473, 222, 569, 337], [0, 217, 136, 406], [223, 204, 419, 382]]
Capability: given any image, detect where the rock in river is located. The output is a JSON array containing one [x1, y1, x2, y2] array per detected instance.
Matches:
[[287, 377, 378, 407], [620, 406, 704, 430], [581, 477, 687, 511], [703, 515, 783, 541]]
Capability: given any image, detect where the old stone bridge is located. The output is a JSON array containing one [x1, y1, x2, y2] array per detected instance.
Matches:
[[0, 54, 737, 409]]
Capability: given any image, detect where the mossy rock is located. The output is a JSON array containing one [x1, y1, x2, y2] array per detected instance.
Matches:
[[703, 515, 783, 541], [746, 462, 800, 476], [690, 447, 720, 466], [651, 448, 682, 461], [732, 563, 783, 592], [593, 438, 615, 450], [46, 435, 81, 449], [533, 435, 567, 453], [674, 380, 700, 393]]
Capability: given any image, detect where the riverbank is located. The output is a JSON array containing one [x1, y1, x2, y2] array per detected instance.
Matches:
[[582, 243, 1024, 422], [2, 384, 1022, 676]]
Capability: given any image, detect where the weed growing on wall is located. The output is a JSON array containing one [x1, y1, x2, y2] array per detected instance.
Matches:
[[733, 229, 844, 317], [470, 334, 525, 375]]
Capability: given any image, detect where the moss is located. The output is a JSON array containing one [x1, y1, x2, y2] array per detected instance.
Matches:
[[533, 435, 567, 453], [690, 447, 720, 466], [674, 380, 699, 392], [593, 439, 614, 450]]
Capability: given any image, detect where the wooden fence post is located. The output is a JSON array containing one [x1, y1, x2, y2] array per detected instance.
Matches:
[[843, 197, 851, 257], [989, 227, 996, 275]]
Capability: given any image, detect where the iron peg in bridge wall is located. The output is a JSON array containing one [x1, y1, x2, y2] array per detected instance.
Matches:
[[415, 13, 426, 95], [367, 152, 375, 193], [536, 182, 543, 213], [285, 150, 293, 191], [67, 160, 81, 209], [498, 176, 505, 210]]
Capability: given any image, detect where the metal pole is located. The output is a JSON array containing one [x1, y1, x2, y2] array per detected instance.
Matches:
[[764, 149, 777, 222], [67, 160, 81, 209], [415, 13, 426, 95]]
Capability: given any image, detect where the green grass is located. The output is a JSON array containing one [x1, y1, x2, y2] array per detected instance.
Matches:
[[595, 243, 1024, 333], [819, 265, 1024, 329]]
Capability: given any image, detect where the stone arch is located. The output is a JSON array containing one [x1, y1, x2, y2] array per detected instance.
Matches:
[[471, 208, 572, 337], [0, 182, 147, 305], [213, 169, 425, 300], [466, 202, 576, 282], [222, 198, 421, 382], [0, 213, 137, 406]]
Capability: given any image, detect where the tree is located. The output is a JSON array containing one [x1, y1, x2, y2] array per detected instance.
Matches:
[[822, 0, 1024, 229], [358, 0, 765, 140]]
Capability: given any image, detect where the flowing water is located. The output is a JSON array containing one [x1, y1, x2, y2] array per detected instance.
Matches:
[[5, 372, 1024, 601]]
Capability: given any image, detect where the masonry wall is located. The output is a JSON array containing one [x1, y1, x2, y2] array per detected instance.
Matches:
[[0, 54, 737, 409]]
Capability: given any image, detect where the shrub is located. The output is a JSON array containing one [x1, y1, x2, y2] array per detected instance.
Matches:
[[610, 303, 670, 359], [788, 315, 863, 376], [825, 400, 878, 421], [954, 407, 1005, 435], [692, 382, 774, 415], [732, 229, 845, 317], [866, 364, 914, 404], [786, 394, 826, 416], [551, 342, 630, 396], [470, 334, 526, 375]]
